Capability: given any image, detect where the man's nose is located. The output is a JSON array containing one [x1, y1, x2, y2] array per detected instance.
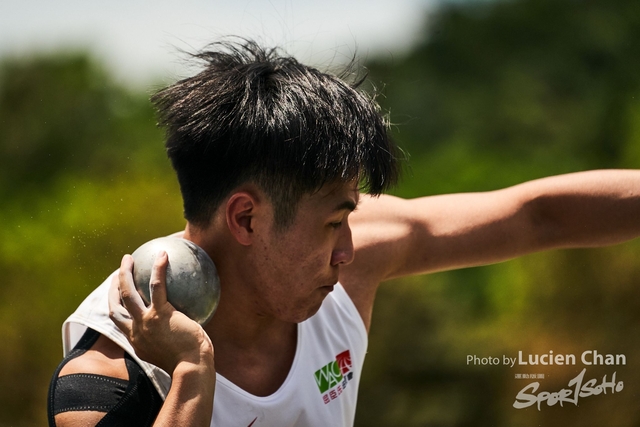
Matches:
[[331, 225, 354, 266]]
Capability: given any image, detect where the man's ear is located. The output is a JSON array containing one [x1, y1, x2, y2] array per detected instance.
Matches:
[[226, 191, 259, 246]]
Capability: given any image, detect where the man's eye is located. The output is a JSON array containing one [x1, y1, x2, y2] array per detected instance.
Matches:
[[330, 222, 343, 229]]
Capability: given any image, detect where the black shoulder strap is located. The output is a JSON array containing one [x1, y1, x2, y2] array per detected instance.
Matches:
[[48, 327, 101, 425], [48, 328, 162, 427], [96, 353, 163, 426]]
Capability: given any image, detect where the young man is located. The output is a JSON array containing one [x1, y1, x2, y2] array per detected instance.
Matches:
[[48, 40, 640, 426]]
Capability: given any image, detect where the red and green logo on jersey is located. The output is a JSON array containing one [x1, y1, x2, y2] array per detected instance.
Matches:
[[314, 350, 353, 404]]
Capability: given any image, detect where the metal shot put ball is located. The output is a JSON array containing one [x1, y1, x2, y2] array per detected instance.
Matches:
[[131, 237, 220, 325]]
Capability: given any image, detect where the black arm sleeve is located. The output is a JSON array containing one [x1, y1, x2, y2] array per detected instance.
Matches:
[[48, 328, 163, 427]]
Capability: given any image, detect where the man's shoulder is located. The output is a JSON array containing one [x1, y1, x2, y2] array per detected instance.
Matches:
[[49, 329, 162, 427]]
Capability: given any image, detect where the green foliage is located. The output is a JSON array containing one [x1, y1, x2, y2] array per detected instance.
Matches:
[[369, 0, 640, 196], [0, 52, 184, 426], [0, 53, 166, 198]]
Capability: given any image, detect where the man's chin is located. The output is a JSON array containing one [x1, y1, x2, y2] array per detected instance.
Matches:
[[291, 294, 331, 323]]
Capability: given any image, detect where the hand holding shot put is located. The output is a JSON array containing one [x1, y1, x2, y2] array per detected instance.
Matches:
[[109, 250, 214, 374], [109, 250, 216, 426]]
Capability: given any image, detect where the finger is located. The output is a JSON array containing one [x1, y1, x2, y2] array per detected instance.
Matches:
[[150, 250, 169, 307], [118, 254, 146, 320], [108, 272, 132, 331]]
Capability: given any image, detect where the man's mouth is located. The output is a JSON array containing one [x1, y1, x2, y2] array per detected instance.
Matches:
[[320, 284, 335, 293]]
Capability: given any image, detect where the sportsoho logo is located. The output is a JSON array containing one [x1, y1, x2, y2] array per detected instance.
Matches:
[[314, 350, 353, 404]]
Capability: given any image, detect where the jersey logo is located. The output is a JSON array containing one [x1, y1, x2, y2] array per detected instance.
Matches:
[[313, 350, 353, 404]]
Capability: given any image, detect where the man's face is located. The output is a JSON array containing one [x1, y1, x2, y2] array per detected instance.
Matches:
[[248, 181, 359, 323]]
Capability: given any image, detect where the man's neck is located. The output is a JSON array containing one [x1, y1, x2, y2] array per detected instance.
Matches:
[[183, 225, 299, 396]]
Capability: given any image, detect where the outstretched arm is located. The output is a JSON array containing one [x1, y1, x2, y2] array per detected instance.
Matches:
[[341, 169, 640, 329]]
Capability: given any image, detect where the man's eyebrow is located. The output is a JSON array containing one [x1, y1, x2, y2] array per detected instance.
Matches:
[[333, 200, 358, 213]]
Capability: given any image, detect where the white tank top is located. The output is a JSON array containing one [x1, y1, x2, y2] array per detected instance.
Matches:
[[62, 272, 368, 427]]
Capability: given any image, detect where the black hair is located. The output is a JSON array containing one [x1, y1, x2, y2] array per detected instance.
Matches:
[[152, 39, 401, 229]]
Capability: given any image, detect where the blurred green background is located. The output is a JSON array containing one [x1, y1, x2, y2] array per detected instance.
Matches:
[[2, 0, 640, 425]]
